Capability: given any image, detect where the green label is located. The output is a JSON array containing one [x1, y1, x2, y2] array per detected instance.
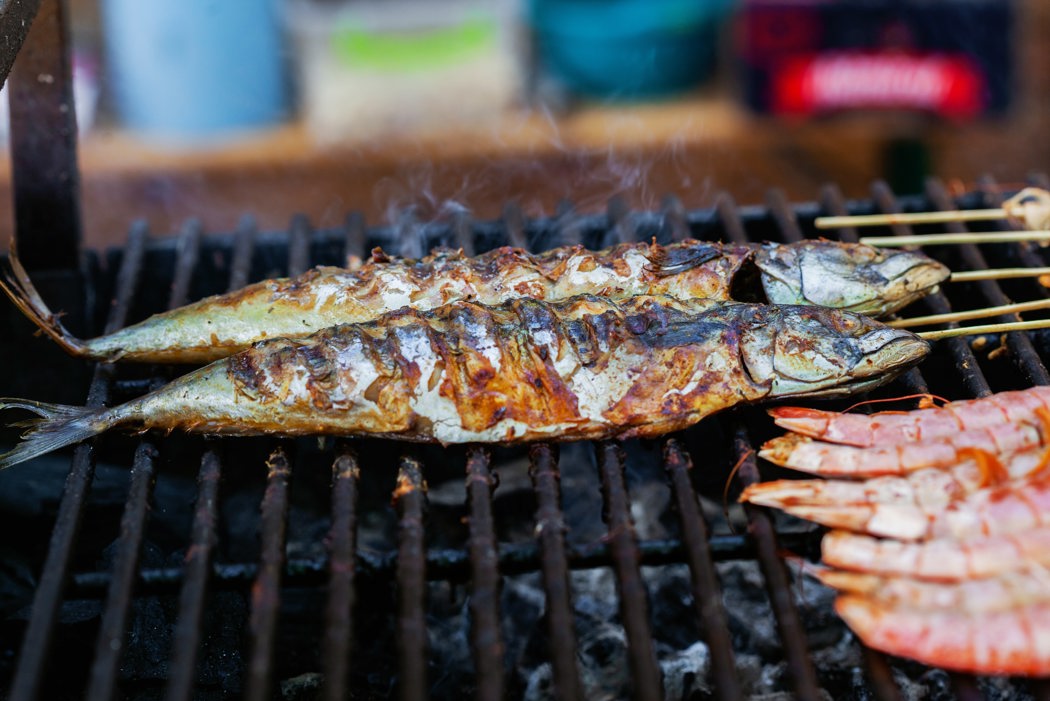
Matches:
[[332, 16, 496, 73]]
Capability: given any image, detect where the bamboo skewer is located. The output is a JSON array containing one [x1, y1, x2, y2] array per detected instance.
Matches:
[[816, 209, 1009, 230], [890, 299, 1050, 328], [917, 319, 1050, 341], [951, 267, 1050, 283], [816, 187, 1050, 233], [860, 231, 1050, 247]]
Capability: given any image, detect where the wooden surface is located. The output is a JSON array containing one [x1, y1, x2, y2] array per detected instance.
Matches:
[[1, 0, 1048, 249]]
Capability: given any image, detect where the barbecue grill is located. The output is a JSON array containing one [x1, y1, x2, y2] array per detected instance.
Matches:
[[3, 3, 1050, 701]]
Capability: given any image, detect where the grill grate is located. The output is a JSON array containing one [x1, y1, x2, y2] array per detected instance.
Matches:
[[3, 181, 1050, 700]]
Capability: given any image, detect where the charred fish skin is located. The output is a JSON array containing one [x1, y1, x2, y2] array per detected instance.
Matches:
[[0, 296, 929, 468], [2, 238, 947, 364]]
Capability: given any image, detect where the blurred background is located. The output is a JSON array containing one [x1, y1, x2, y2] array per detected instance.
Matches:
[[3, 0, 1047, 246]]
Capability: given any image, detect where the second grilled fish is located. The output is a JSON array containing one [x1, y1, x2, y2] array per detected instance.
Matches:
[[0, 295, 929, 468], [2, 238, 947, 363]]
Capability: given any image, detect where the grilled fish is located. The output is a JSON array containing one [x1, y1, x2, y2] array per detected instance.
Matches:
[[0, 295, 929, 468], [2, 238, 948, 364]]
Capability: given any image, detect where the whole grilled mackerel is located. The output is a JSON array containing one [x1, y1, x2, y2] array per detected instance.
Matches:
[[2, 238, 948, 363], [0, 295, 928, 468]]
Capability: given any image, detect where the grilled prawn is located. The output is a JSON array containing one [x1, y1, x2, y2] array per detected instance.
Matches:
[[1, 238, 948, 363], [759, 420, 1049, 477], [770, 386, 1050, 447], [742, 446, 1050, 537], [0, 295, 928, 469], [821, 528, 1050, 581]]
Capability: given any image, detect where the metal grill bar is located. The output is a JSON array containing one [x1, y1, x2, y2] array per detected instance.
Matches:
[[717, 192, 825, 697], [245, 447, 292, 701], [528, 445, 584, 701], [164, 449, 222, 701], [663, 440, 741, 700], [8, 223, 147, 701], [395, 456, 429, 701], [86, 220, 203, 698], [453, 210, 476, 257], [870, 182, 992, 397], [734, 424, 824, 701], [465, 448, 504, 701], [166, 222, 252, 701], [85, 441, 158, 701], [860, 647, 905, 701], [767, 189, 804, 243], [322, 449, 361, 701], [660, 195, 690, 243], [596, 442, 663, 701], [289, 215, 313, 278], [924, 178, 1050, 386], [8, 0, 80, 271], [345, 212, 368, 263], [502, 203, 529, 250]]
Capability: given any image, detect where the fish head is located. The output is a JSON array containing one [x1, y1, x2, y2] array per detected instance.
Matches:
[[755, 240, 950, 318], [739, 305, 929, 399]]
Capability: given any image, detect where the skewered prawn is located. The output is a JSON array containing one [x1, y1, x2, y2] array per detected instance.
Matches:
[[835, 596, 1050, 676], [749, 466, 1050, 541], [820, 528, 1050, 581], [816, 566, 1050, 614], [769, 387, 1050, 447], [759, 418, 1049, 477], [742, 445, 1050, 521]]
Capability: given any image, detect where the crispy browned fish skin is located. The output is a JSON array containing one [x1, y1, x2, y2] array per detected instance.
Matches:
[[0, 296, 929, 467], [1, 239, 948, 363]]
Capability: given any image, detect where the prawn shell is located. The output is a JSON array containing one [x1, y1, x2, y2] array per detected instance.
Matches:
[[837, 596, 1050, 676]]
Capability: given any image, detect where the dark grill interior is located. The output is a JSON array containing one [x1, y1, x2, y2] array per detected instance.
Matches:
[[3, 178, 1050, 700]]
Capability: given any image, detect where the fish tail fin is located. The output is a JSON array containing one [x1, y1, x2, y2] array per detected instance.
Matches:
[[1, 241, 89, 357], [0, 399, 118, 469]]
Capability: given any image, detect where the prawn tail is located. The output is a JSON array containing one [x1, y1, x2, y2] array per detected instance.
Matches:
[[0, 399, 119, 469], [1, 241, 89, 357]]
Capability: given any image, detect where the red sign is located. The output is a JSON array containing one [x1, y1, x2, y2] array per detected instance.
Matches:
[[772, 53, 985, 118]]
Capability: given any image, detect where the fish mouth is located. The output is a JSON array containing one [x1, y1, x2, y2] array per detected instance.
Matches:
[[869, 258, 951, 315]]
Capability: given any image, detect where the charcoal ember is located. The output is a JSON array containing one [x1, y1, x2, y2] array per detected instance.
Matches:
[[718, 562, 782, 659], [659, 640, 711, 699]]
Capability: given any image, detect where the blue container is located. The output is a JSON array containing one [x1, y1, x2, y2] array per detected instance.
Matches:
[[530, 0, 732, 99], [102, 0, 288, 141]]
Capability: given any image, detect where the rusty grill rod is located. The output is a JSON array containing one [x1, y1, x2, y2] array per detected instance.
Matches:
[[465, 447, 505, 701], [395, 455, 429, 701], [165, 219, 253, 701], [528, 445, 584, 701], [663, 440, 742, 700], [245, 219, 312, 701], [85, 440, 159, 701], [86, 220, 202, 699], [596, 442, 663, 701], [8, 223, 148, 701], [718, 193, 824, 700], [164, 449, 223, 701], [245, 448, 292, 701], [322, 448, 361, 701]]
